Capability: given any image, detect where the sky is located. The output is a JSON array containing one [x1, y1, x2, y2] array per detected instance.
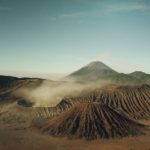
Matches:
[[0, 0, 150, 79]]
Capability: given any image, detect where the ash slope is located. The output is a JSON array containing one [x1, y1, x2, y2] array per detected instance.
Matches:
[[0, 76, 45, 105], [40, 103, 144, 140], [55, 85, 150, 120], [0, 76, 44, 90]]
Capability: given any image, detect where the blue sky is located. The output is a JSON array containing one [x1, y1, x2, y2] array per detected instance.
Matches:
[[0, 0, 150, 78]]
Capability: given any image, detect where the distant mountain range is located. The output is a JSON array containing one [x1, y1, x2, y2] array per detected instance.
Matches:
[[0, 61, 150, 87], [65, 61, 150, 85]]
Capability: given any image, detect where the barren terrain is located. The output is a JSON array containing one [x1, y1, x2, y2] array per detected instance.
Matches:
[[0, 85, 150, 150], [0, 73, 150, 150]]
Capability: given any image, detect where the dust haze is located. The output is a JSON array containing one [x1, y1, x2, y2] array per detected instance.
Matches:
[[13, 80, 109, 107]]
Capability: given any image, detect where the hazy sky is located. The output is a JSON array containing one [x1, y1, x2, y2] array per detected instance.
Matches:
[[0, 0, 150, 78]]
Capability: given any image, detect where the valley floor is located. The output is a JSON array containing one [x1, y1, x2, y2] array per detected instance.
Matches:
[[0, 103, 150, 150], [0, 119, 150, 150]]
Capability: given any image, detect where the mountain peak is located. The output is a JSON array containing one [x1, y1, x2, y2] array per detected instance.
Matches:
[[86, 61, 104, 65], [84, 61, 113, 71], [66, 61, 117, 81]]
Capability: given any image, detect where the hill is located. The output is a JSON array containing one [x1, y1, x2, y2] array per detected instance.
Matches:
[[129, 71, 150, 84], [0, 75, 48, 104], [40, 103, 144, 140]]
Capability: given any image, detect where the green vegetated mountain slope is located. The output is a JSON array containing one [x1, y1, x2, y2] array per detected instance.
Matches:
[[110, 73, 142, 85], [65, 61, 150, 85], [129, 71, 150, 84]]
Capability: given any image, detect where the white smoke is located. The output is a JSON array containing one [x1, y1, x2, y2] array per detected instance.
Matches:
[[14, 81, 82, 107], [13, 80, 109, 107]]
